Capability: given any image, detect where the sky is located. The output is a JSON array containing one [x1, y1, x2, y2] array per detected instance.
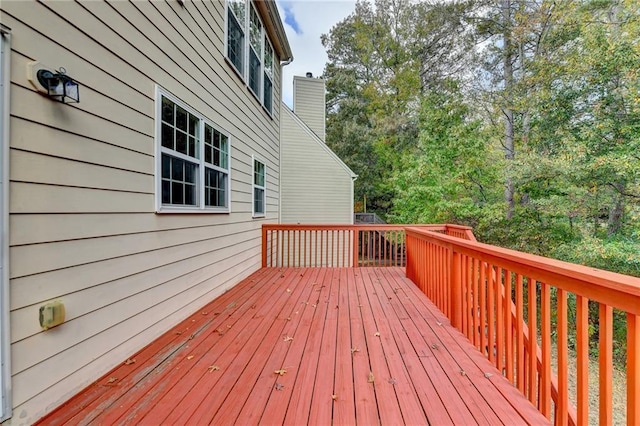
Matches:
[[275, 1, 357, 108]]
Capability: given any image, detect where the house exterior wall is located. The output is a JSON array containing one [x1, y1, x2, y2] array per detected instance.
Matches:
[[0, 1, 285, 423], [280, 107, 354, 224], [292, 75, 326, 142]]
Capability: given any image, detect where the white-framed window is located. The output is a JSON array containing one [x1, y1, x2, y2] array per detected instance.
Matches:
[[252, 157, 266, 217], [225, 0, 275, 115], [156, 87, 231, 213], [226, 0, 245, 76], [263, 36, 274, 114]]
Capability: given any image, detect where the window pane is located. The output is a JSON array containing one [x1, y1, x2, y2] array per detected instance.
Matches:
[[264, 38, 273, 78], [176, 106, 187, 132], [220, 135, 229, 168], [249, 50, 260, 94], [227, 9, 244, 74], [161, 96, 174, 124], [263, 74, 272, 114], [172, 157, 184, 181], [254, 160, 265, 186], [162, 154, 171, 179], [254, 187, 264, 214], [188, 114, 198, 136], [228, 0, 245, 24], [250, 5, 262, 51], [205, 168, 227, 207], [188, 136, 196, 158], [162, 180, 170, 204], [205, 143, 212, 164], [172, 182, 184, 204], [161, 123, 174, 149], [176, 131, 187, 155], [184, 184, 196, 205]]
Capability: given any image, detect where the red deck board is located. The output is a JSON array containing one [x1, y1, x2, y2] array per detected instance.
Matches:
[[37, 267, 550, 426], [91, 267, 285, 425]]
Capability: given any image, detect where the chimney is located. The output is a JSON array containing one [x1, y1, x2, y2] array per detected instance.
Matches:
[[293, 73, 326, 142]]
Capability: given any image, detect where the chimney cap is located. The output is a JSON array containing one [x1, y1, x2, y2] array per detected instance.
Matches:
[[305, 72, 313, 78]]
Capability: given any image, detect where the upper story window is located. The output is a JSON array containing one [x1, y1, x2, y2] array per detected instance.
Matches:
[[227, 0, 245, 74], [157, 87, 231, 213], [225, 0, 275, 115], [253, 157, 266, 217]]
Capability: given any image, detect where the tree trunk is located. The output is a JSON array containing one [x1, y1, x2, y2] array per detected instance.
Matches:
[[502, 0, 515, 219], [607, 183, 625, 236]]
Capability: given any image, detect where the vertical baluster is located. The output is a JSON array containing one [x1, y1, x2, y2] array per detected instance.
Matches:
[[556, 289, 568, 425], [599, 304, 613, 425], [496, 268, 504, 373], [528, 278, 537, 405], [480, 261, 487, 357], [628, 313, 640, 426], [450, 250, 462, 331], [461, 256, 468, 338], [576, 295, 589, 425], [467, 255, 473, 338], [471, 258, 478, 348], [504, 269, 513, 383], [540, 282, 551, 418], [487, 264, 495, 364], [515, 274, 525, 393]]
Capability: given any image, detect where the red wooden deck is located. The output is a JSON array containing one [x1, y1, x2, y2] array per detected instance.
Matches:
[[37, 267, 549, 425]]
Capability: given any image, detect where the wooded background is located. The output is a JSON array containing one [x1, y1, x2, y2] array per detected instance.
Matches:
[[322, 0, 639, 278]]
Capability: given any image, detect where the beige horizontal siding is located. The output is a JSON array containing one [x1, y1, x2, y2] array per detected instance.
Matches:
[[293, 76, 326, 141], [2, 0, 285, 422], [281, 107, 353, 224]]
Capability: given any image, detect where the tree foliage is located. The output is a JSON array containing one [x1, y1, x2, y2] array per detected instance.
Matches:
[[322, 0, 640, 276]]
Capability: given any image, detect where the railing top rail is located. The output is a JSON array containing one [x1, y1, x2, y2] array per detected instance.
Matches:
[[406, 227, 640, 314], [263, 224, 448, 231]]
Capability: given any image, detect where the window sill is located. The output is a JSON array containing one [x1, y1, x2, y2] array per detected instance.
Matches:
[[157, 206, 231, 214], [252, 213, 266, 219]]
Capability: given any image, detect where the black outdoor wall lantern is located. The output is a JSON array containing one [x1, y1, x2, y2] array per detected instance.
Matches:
[[36, 67, 79, 103]]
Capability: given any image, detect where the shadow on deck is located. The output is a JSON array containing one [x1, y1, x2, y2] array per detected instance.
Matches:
[[37, 267, 548, 425]]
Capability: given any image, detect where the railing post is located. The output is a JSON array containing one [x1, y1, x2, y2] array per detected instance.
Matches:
[[450, 250, 462, 331], [261, 226, 267, 267], [629, 313, 640, 426]]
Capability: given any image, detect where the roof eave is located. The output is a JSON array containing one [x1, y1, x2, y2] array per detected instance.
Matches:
[[256, 0, 294, 63]]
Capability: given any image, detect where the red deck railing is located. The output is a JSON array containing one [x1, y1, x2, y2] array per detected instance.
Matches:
[[261, 223, 640, 425], [261, 224, 473, 268], [405, 227, 640, 426]]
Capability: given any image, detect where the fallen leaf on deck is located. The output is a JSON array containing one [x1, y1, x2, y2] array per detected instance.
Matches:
[[374, 332, 380, 337], [484, 372, 493, 378], [436, 321, 442, 326], [368, 371, 375, 383], [202, 311, 208, 315], [388, 378, 397, 385], [227, 302, 237, 309], [175, 331, 182, 335], [460, 370, 466, 376], [431, 343, 439, 349], [106, 377, 118, 384], [208, 365, 220, 373], [286, 288, 291, 293], [283, 336, 293, 342], [312, 304, 317, 308], [331, 394, 338, 400], [351, 347, 360, 354], [274, 369, 287, 376], [187, 355, 194, 360], [275, 383, 284, 391], [124, 359, 136, 365], [286, 317, 291, 321]]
